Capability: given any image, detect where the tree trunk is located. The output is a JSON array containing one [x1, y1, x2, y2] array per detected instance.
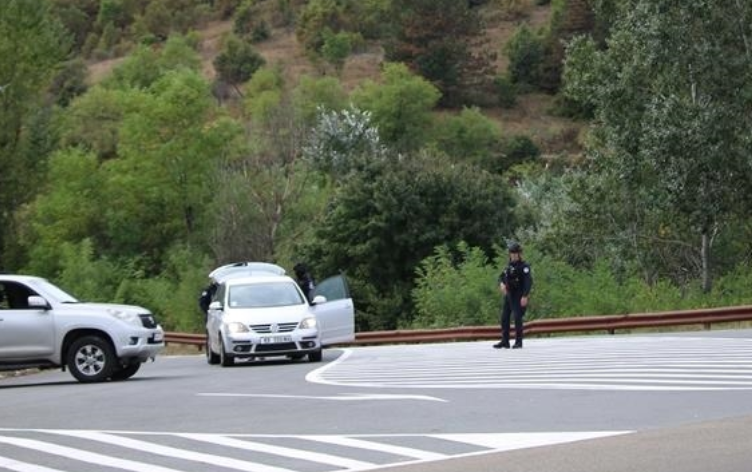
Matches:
[[701, 231, 711, 293]]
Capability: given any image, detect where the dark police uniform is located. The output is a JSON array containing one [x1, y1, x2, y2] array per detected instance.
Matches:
[[496, 253, 532, 349]]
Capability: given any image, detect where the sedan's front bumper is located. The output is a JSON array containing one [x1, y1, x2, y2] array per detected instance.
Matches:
[[223, 329, 320, 358]]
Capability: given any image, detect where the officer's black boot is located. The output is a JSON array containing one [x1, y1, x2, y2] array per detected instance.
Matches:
[[493, 341, 510, 349]]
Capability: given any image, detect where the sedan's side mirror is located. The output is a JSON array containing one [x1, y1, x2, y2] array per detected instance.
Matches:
[[311, 295, 327, 305], [28, 296, 50, 310], [208, 301, 223, 311]]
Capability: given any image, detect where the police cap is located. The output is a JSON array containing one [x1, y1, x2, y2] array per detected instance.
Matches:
[[507, 242, 522, 253]]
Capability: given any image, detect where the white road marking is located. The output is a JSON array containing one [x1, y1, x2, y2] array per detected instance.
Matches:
[[0, 436, 183, 472], [0, 429, 632, 472], [0, 455, 67, 472], [298, 435, 448, 460], [178, 433, 375, 469], [307, 336, 752, 391], [39, 430, 296, 472], [431, 431, 632, 450], [196, 393, 447, 402]]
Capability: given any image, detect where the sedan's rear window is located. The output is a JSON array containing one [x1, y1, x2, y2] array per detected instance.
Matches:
[[228, 282, 305, 308]]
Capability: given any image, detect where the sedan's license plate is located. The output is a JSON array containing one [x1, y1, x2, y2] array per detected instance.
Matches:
[[260, 336, 292, 344]]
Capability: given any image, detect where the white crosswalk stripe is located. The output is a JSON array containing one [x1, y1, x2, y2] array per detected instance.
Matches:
[[0, 435, 184, 472], [0, 455, 67, 472], [0, 429, 629, 472], [307, 336, 752, 391]]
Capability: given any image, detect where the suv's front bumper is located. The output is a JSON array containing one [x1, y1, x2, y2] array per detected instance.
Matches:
[[116, 326, 165, 361]]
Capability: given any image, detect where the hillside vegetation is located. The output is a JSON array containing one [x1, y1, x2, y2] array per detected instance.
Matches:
[[84, 0, 583, 158], [2, 0, 752, 334]]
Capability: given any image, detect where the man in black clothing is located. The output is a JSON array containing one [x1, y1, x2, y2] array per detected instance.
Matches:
[[293, 262, 316, 304], [494, 242, 533, 349], [198, 281, 218, 316]]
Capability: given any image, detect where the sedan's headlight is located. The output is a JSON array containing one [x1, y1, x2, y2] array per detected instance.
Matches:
[[299, 317, 317, 329], [108, 309, 141, 327], [226, 322, 250, 334]]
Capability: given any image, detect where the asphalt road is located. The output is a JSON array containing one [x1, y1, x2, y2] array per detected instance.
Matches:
[[371, 415, 752, 472], [1, 329, 751, 471]]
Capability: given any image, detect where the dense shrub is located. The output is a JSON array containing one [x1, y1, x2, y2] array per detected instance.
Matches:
[[505, 24, 545, 90], [493, 75, 517, 108], [213, 35, 265, 85]]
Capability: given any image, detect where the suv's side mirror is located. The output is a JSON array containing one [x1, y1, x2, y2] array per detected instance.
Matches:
[[28, 296, 50, 310], [311, 295, 327, 305], [208, 300, 223, 311]]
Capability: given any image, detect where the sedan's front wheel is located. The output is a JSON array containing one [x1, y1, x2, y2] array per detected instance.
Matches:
[[308, 349, 323, 362], [220, 337, 234, 367], [67, 335, 116, 383], [206, 331, 220, 365]]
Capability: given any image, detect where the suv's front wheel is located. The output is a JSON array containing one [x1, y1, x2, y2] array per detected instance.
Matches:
[[67, 335, 116, 383], [110, 362, 141, 381]]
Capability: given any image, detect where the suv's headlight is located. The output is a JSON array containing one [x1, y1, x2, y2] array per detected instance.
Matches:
[[226, 322, 250, 334], [299, 317, 317, 329], [107, 309, 141, 327]]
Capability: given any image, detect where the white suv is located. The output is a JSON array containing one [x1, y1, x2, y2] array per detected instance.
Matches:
[[0, 275, 165, 382], [204, 263, 355, 366]]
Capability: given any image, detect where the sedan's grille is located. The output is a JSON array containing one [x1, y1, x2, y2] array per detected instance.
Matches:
[[250, 322, 298, 333], [255, 342, 297, 352], [139, 314, 158, 328]]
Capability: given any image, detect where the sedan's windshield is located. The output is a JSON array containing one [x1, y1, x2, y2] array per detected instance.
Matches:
[[228, 282, 304, 308]]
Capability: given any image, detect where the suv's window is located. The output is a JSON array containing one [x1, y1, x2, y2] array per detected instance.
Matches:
[[0, 281, 38, 309]]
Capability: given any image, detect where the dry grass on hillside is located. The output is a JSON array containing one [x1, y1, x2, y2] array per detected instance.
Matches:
[[86, 0, 583, 156]]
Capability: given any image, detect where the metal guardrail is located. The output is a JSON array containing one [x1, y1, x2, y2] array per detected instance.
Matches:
[[164, 305, 752, 349]]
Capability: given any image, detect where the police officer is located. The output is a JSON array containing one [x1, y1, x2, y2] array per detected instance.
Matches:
[[293, 262, 316, 304], [494, 242, 532, 349]]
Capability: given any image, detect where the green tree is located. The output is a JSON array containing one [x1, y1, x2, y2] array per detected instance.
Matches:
[[504, 24, 545, 90], [101, 71, 242, 271], [295, 0, 346, 53], [59, 86, 127, 160], [412, 242, 501, 328], [320, 28, 353, 71], [213, 34, 265, 92], [213, 86, 314, 264], [351, 62, 440, 151], [51, 0, 99, 52], [242, 66, 284, 123], [298, 154, 518, 330], [385, 0, 496, 107], [563, 0, 752, 291], [292, 74, 347, 125], [105, 35, 202, 90], [431, 106, 501, 170], [21, 148, 104, 277], [0, 0, 71, 269]]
